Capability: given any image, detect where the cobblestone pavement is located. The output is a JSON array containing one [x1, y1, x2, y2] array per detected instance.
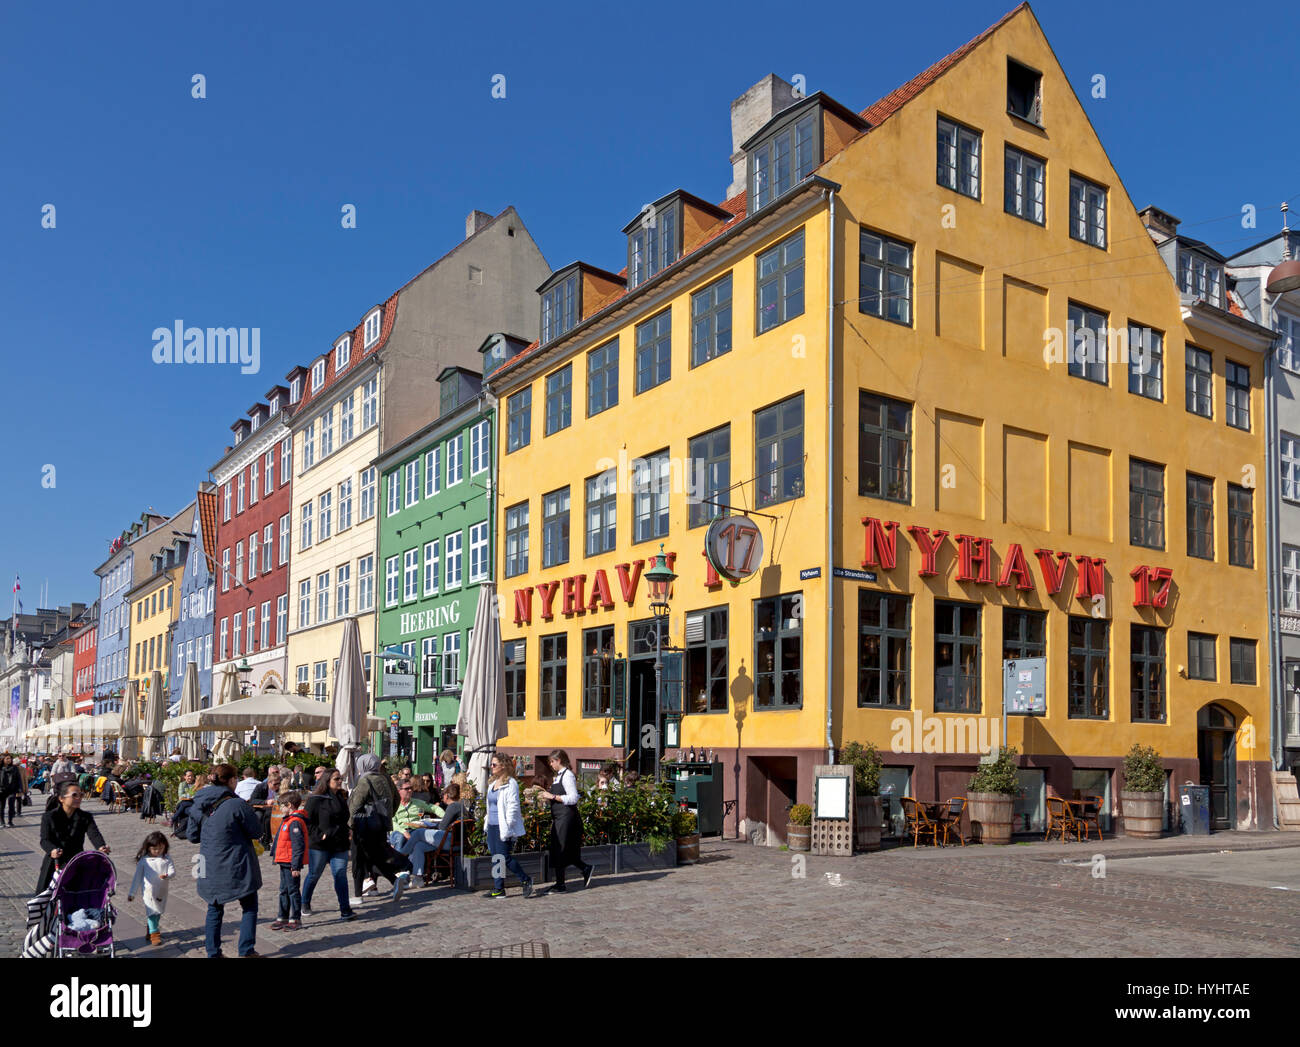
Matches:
[[3, 800, 1299, 958]]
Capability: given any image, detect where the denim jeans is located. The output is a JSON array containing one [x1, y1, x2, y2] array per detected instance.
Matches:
[[277, 865, 302, 920], [486, 823, 529, 891], [146, 913, 161, 934], [205, 892, 257, 957], [387, 828, 446, 877], [302, 848, 351, 914], [3, 793, 18, 823]]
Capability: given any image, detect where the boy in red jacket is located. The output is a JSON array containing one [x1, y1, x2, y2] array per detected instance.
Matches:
[[270, 791, 308, 930]]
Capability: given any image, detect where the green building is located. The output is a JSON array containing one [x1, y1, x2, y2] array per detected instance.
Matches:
[[373, 360, 497, 773]]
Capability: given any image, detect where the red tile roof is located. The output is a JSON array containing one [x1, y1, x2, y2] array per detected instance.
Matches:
[[293, 292, 399, 416], [196, 489, 219, 576]]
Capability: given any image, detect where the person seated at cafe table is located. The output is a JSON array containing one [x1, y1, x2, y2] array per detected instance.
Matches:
[[386, 781, 445, 881]]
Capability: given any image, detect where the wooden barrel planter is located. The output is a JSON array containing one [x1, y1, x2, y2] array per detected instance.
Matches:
[[967, 792, 1014, 844], [787, 824, 811, 852], [1120, 791, 1164, 838], [855, 796, 882, 852], [676, 833, 701, 864]]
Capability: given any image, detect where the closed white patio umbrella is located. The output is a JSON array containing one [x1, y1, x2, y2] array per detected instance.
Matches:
[[210, 666, 242, 762], [118, 681, 141, 763], [142, 670, 166, 760], [329, 617, 369, 790], [456, 582, 506, 795], [175, 662, 203, 759]]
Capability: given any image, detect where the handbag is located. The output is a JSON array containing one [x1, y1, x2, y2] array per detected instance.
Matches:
[[22, 794, 31, 807]]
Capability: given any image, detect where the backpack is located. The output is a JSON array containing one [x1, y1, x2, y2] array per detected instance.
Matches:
[[188, 792, 234, 843], [352, 776, 392, 829]]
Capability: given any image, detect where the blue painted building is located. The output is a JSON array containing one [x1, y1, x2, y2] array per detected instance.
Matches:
[[93, 512, 163, 715], [170, 496, 215, 718]]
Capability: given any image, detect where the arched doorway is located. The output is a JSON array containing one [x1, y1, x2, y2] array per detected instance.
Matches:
[[1197, 704, 1236, 830]]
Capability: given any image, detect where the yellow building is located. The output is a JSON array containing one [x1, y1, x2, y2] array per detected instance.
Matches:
[[489, 4, 1272, 842], [126, 554, 183, 714]]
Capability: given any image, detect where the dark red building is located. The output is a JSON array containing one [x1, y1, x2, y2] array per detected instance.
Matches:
[[72, 611, 97, 715]]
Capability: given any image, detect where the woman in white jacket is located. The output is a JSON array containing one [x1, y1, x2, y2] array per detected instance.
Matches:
[[485, 753, 533, 899]]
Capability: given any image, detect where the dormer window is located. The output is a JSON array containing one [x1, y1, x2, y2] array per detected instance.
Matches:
[[1179, 250, 1224, 307], [541, 273, 579, 344], [628, 202, 679, 289], [749, 109, 819, 211], [234, 429, 243, 445], [336, 336, 351, 372], [290, 378, 301, 403], [311, 360, 326, 392], [1007, 59, 1042, 124], [269, 396, 280, 416], [364, 309, 381, 348]]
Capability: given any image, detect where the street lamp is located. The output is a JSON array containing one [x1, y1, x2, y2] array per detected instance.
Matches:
[[644, 543, 677, 784], [236, 658, 253, 696]]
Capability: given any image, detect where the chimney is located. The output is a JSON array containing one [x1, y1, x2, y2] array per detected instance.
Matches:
[[728, 75, 800, 199], [466, 210, 494, 240], [1138, 205, 1180, 244]]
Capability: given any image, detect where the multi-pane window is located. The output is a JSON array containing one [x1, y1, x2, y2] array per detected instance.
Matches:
[[1068, 617, 1108, 719], [231, 612, 241, 657], [1069, 173, 1107, 248], [279, 514, 290, 565], [1186, 474, 1214, 559], [340, 393, 354, 444], [936, 117, 981, 198], [691, 274, 732, 367], [1284, 433, 1300, 501], [1179, 251, 1223, 307], [750, 111, 817, 210], [635, 311, 671, 394], [384, 556, 400, 607], [504, 504, 528, 578], [246, 606, 256, 653], [859, 392, 911, 501], [1129, 459, 1165, 550], [585, 472, 617, 555], [249, 460, 259, 505], [1068, 302, 1108, 384], [300, 502, 313, 550], [404, 460, 419, 507], [260, 602, 270, 648], [587, 340, 619, 415], [337, 478, 352, 532], [1229, 638, 1257, 685], [541, 273, 578, 345], [362, 378, 378, 430], [686, 608, 728, 714], [360, 468, 376, 520], [582, 626, 615, 717], [859, 230, 912, 325], [403, 549, 419, 601], [1128, 325, 1163, 400], [265, 451, 274, 495], [934, 601, 981, 712], [423, 448, 439, 498], [859, 591, 910, 707], [364, 309, 381, 347], [421, 636, 439, 692], [234, 543, 244, 586], [633, 451, 671, 543], [687, 426, 729, 529], [756, 230, 805, 334], [505, 640, 526, 719], [335, 337, 350, 372], [545, 366, 572, 436], [314, 661, 328, 701], [754, 593, 803, 709], [1131, 625, 1166, 723], [321, 409, 334, 458], [318, 491, 332, 541], [1186, 346, 1213, 417], [470, 419, 490, 475], [469, 522, 488, 583], [316, 571, 330, 623], [1228, 484, 1253, 567], [542, 488, 570, 568], [222, 550, 230, 592], [628, 204, 678, 288], [444, 531, 463, 589], [223, 483, 231, 522], [303, 422, 316, 470], [311, 360, 326, 392], [262, 524, 273, 573], [507, 389, 531, 452], [1226, 361, 1250, 430], [1188, 632, 1216, 681], [1004, 146, 1045, 223], [755, 394, 804, 508], [276, 595, 287, 644], [387, 471, 402, 516], [1003, 609, 1046, 661], [357, 555, 375, 613], [281, 438, 292, 484], [1279, 313, 1300, 372], [219, 618, 228, 660], [237, 473, 245, 513], [247, 532, 258, 578], [423, 540, 440, 595], [540, 634, 567, 718]]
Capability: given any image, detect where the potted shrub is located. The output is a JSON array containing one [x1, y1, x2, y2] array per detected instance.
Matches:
[[967, 746, 1019, 844], [840, 741, 883, 852], [673, 808, 700, 865], [614, 782, 677, 872], [787, 803, 812, 852], [1120, 744, 1166, 839]]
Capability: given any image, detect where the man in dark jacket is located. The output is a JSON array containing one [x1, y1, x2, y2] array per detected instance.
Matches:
[[194, 763, 264, 958]]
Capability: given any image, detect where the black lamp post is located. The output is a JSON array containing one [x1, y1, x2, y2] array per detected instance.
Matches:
[[644, 544, 677, 784], [236, 658, 253, 697]]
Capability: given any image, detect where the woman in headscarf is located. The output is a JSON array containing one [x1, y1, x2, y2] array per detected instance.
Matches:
[[346, 754, 412, 903]]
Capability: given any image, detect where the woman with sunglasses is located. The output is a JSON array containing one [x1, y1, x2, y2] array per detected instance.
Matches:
[[38, 780, 110, 892]]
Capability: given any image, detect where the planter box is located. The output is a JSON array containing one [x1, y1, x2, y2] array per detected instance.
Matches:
[[676, 834, 701, 864], [615, 840, 677, 873], [458, 850, 549, 891], [1120, 791, 1164, 839], [855, 796, 882, 852], [968, 792, 1014, 845], [787, 824, 811, 852], [580, 844, 615, 875]]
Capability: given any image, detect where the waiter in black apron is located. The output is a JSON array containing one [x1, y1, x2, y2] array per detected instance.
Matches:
[[540, 750, 593, 892]]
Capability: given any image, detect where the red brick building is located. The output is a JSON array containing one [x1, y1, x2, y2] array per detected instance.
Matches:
[[72, 612, 97, 715]]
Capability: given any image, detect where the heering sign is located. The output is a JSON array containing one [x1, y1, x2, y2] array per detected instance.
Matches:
[[860, 517, 1173, 608], [398, 604, 460, 637]]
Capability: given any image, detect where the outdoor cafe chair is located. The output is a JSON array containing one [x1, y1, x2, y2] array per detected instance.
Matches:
[[937, 797, 967, 847], [1044, 797, 1080, 842], [1072, 794, 1104, 841], [427, 818, 474, 886], [900, 797, 938, 847]]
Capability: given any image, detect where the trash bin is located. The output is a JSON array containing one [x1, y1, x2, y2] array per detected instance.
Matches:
[[1178, 784, 1211, 835]]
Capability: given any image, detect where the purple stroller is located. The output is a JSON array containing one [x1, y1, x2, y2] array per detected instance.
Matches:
[[52, 851, 118, 957]]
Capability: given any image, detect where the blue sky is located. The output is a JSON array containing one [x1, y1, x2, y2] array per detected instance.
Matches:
[[1, 0, 1296, 611]]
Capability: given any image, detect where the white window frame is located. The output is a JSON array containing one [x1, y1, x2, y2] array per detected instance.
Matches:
[[246, 606, 256, 652], [303, 421, 316, 470], [471, 419, 490, 475], [336, 563, 350, 617], [299, 580, 311, 629], [405, 460, 420, 508], [336, 336, 351, 372], [445, 532, 463, 590], [469, 521, 489, 582], [442, 632, 461, 689], [425, 447, 440, 497], [422, 636, 440, 691], [363, 377, 378, 430], [221, 550, 230, 593], [262, 524, 273, 573], [260, 601, 271, 648], [364, 309, 381, 348], [249, 459, 259, 505], [247, 532, 258, 579], [447, 433, 464, 486], [281, 438, 292, 484], [1278, 313, 1300, 373], [424, 540, 440, 596], [387, 471, 402, 516], [279, 514, 290, 565], [358, 555, 375, 612], [317, 571, 330, 623], [1285, 545, 1300, 612], [1284, 433, 1300, 502], [340, 393, 355, 444], [360, 468, 377, 521], [320, 408, 334, 458], [385, 555, 401, 607], [223, 483, 231, 522], [232, 611, 241, 657], [319, 490, 333, 541], [301, 502, 314, 549], [338, 478, 353, 531], [403, 548, 420, 602], [276, 594, 288, 645], [312, 359, 326, 392]]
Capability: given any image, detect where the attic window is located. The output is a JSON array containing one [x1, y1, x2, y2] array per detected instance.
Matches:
[[269, 396, 280, 416], [541, 273, 579, 344], [1179, 251, 1224, 308], [364, 309, 382, 347], [749, 109, 820, 211], [250, 414, 259, 432], [1007, 59, 1042, 124], [311, 360, 326, 392], [289, 378, 301, 403], [628, 202, 679, 289], [336, 336, 351, 371]]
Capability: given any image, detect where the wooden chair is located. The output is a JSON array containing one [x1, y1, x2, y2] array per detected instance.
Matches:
[[1045, 797, 1080, 842], [426, 819, 473, 885], [1072, 795, 1104, 841], [900, 797, 938, 847], [937, 797, 967, 846]]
